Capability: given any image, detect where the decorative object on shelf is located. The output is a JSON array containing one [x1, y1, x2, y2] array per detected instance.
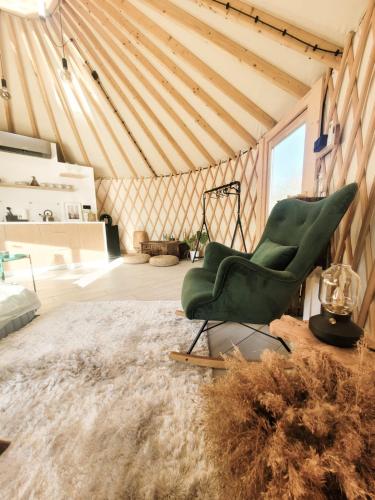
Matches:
[[141, 240, 180, 258], [99, 213, 112, 225], [30, 176, 39, 186], [309, 264, 363, 347], [184, 230, 209, 262], [5, 207, 18, 222], [0, 78, 11, 101], [64, 202, 82, 221], [133, 230, 149, 253], [38, 209, 54, 222], [192, 181, 246, 262]]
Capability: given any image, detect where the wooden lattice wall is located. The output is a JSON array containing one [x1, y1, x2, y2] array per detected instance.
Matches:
[[316, 3, 375, 332], [96, 2, 375, 332], [96, 148, 260, 253]]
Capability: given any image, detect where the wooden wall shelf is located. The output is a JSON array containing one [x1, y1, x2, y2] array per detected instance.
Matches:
[[0, 183, 74, 192]]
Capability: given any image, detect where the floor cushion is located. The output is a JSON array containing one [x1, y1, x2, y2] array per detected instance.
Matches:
[[123, 253, 150, 264], [149, 255, 179, 267]]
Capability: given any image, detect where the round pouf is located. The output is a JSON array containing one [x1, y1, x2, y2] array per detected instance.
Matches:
[[123, 253, 150, 264], [149, 255, 179, 267]]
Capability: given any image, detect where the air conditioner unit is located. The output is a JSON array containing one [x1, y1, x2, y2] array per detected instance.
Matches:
[[0, 131, 52, 158]]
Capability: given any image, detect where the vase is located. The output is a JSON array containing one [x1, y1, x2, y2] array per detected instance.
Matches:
[[190, 250, 199, 262]]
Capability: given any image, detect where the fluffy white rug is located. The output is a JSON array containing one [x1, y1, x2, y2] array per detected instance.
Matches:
[[0, 301, 217, 500]]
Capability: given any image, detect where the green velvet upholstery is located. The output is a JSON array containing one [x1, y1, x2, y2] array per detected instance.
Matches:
[[250, 238, 297, 270], [181, 183, 358, 323]]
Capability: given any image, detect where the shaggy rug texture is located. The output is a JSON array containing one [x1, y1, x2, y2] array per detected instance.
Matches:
[[202, 348, 375, 500], [0, 301, 217, 500]]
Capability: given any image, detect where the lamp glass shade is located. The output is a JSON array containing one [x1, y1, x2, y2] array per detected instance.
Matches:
[[319, 264, 360, 316]]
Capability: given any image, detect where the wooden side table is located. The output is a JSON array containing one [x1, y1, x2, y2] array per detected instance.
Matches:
[[0, 253, 36, 292], [270, 315, 374, 371]]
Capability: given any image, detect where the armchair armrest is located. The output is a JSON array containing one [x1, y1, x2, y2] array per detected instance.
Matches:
[[203, 242, 252, 274]]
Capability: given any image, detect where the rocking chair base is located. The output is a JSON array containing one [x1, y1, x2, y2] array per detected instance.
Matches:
[[169, 351, 227, 369]]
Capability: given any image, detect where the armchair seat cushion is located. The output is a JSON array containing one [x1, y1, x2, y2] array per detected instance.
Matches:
[[250, 238, 297, 270]]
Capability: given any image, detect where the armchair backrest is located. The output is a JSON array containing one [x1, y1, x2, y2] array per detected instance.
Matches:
[[255, 183, 358, 279]]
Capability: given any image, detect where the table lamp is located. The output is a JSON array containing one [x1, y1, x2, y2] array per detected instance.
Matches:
[[309, 264, 363, 347]]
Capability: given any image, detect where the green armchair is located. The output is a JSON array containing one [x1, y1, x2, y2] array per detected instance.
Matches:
[[172, 183, 358, 367]]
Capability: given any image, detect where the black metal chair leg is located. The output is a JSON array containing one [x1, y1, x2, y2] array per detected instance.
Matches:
[[187, 320, 209, 354]]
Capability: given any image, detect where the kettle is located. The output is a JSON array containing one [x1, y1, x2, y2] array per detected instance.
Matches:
[[39, 210, 54, 222]]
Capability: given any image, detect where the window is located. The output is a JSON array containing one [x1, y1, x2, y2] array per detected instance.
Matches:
[[268, 123, 306, 213]]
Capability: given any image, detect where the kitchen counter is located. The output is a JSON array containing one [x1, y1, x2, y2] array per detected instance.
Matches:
[[0, 222, 108, 272]]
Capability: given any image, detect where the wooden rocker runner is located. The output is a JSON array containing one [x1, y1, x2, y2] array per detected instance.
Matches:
[[169, 184, 358, 369]]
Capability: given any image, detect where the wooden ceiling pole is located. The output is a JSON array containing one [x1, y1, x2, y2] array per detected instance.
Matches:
[[57, 36, 138, 177], [21, 19, 68, 160], [144, 0, 310, 98], [47, 16, 120, 178], [94, 0, 257, 148], [80, 5, 215, 165], [6, 15, 39, 138], [0, 12, 14, 132], [197, 0, 343, 69], [69, 1, 200, 171], [111, 0, 275, 130], [71, 0, 235, 158], [62, 2, 178, 175], [30, 20, 91, 166]]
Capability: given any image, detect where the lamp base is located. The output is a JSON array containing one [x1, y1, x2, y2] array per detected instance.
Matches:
[[309, 310, 363, 348]]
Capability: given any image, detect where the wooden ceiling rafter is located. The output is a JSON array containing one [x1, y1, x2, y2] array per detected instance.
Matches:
[[20, 17, 68, 160], [77, 0, 237, 157], [94, 0, 257, 148], [31, 19, 91, 166], [6, 14, 39, 137], [112, 0, 275, 130], [0, 10, 14, 132], [74, 0, 216, 168], [197, 0, 343, 68], [48, 14, 120, 178], [143, 0, 310, 98], [65, 42, 139, 178], [62, 2, 172, 176], [68, 1, 196, 174]]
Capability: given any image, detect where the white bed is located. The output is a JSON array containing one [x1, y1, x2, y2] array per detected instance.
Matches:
[[0, 283, 41, 339]]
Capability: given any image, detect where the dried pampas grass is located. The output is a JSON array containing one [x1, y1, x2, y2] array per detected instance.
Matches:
[[202, 347, 375, 500]]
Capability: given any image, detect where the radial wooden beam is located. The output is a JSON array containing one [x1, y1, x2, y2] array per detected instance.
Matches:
[[144, 0, 310, 98], [63, 2, 181, 175], [21, 19, 68, 160], [0, 12, 14, 132], [30, 20, 91, 166], [48, 15, 120, 178], [99, 0, 256, 146], [74, 0, 216, 166], [66, 41, 138, 177], [74, 0, 237, 157], [112, 0, 275, 130], [6, 15, 39, 138], [197, 0, 343, 69], [68, 1, 194, 173]]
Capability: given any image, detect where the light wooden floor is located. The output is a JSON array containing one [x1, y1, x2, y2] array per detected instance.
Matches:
[[11, 258, 193, 314], [10, 258, 287, 360]]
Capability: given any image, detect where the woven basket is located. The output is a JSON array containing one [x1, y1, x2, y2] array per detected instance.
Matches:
[[141, 240, 180, 257]]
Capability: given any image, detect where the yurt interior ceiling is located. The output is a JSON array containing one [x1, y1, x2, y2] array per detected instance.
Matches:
[[0, 0, 369, 177], [1, 1, 375, 497]]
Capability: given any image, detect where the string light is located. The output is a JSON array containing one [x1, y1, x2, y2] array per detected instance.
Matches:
[[211, 0, 343, 57]]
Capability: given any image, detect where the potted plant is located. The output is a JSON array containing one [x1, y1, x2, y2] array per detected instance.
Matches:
[[184, 230, 209, 262]]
